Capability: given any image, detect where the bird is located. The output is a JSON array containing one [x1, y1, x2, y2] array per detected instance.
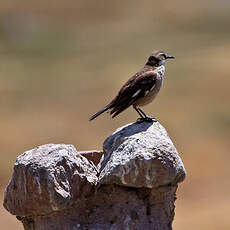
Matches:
[[89, 51, 175, 122]]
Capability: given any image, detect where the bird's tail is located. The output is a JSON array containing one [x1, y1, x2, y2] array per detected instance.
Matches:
[[89, 104, 113, 121]]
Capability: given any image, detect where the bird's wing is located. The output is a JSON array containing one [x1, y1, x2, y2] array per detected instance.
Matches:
[[110, 71, 157, 117]]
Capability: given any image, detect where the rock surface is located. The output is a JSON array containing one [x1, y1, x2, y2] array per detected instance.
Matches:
[[4, 144, 98, 216], [99, 121, 186, 188], [3, 121, 186, 230]]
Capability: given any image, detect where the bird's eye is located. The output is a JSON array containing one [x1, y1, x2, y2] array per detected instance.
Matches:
[[149, 56, 158, 62], [162, 54, 167, 59], [148, 56, 155, 61]]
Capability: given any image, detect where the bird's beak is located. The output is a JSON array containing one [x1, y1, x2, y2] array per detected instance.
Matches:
[[166, 55, 175, 59]]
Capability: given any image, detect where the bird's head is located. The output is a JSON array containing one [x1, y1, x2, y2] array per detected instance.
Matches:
[[146, 51, 175, 67]]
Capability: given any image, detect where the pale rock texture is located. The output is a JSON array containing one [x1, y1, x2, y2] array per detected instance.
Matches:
[[3, 121, 186, 230], [99, 121, 186, 188], [4, 144, 98, 216]]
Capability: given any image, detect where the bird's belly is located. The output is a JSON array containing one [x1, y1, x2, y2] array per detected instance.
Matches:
[[135, 81, 162, 107], [135, 90, 158, 106]]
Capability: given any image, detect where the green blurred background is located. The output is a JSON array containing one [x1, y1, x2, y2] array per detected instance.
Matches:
[[1, 1, 230, 229]]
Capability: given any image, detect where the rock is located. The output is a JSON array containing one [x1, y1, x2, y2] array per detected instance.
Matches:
[[3, 122, 186, 230], [78, 150, 104, 166], [98, 121, 186, 188], [3, 144, 98, 217]]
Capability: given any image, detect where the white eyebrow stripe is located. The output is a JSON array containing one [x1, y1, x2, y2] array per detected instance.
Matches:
[[132, 89, 141, 98]]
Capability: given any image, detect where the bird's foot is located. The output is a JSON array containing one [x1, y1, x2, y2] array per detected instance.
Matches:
[[136, 116, 157, 123]]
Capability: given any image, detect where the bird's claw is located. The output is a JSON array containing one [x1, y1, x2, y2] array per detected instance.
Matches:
[[136, 116, 157, 123]]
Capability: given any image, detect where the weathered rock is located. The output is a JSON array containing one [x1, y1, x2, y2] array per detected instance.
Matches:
[[98, 121, 186, 188], [3, 121, 186, 230], [3, 144, 98, 217]]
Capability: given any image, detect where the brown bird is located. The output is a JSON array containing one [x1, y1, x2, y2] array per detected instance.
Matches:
[[89, 51, 175, 122]]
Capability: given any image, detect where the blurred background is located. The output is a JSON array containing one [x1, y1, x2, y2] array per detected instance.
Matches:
[[0, 0, 230, 229]]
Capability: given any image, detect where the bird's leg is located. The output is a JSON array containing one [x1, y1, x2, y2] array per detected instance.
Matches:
[[136, 107, 148, 118], [138, 108, 157, 121], [133, 105, 145, 119], [133, 106, 157, 123]]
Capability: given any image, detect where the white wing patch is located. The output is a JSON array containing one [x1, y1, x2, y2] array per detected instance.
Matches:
[[144, 90, 149, 96], [144, 84, 156, 96], [150, 85, 155, 91], [132, 89, 141, 98]]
